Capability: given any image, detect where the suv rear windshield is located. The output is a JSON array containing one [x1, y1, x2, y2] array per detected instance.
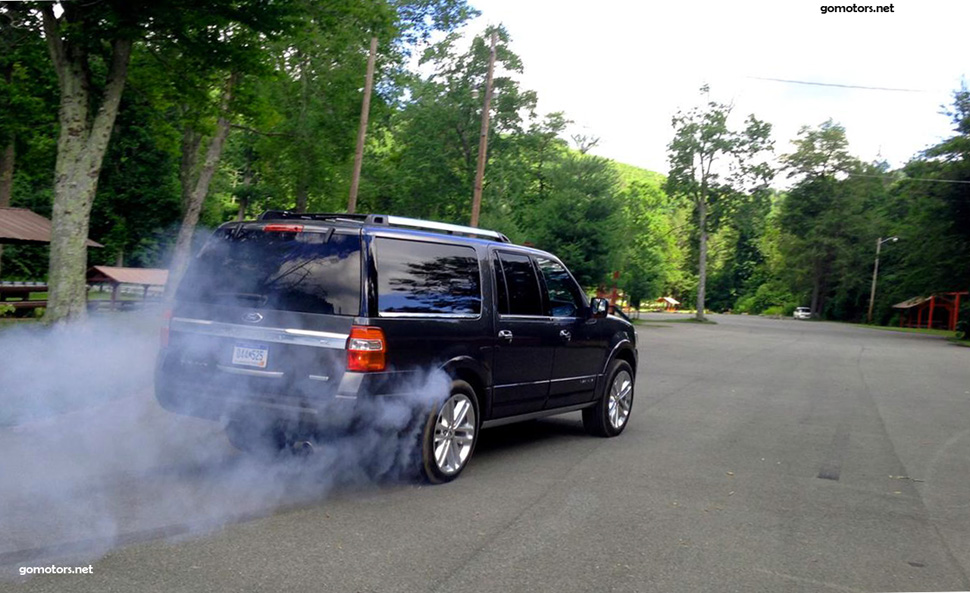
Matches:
[[176, 227, 362, 315]]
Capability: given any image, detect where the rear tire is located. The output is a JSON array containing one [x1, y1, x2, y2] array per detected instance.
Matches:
[[583, 360, 634, 437], [420, 380, 479, 484]]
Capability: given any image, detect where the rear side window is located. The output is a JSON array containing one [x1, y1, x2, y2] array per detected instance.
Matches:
[[496, 252, 543, 316], [176, 227, 362, 315], [375, 238, 481, 316]]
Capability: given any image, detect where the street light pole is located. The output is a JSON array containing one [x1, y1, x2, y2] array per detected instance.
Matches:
[[867, 236, 898, 324]]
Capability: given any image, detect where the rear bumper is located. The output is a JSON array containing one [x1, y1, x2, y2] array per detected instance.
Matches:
[[153, 350, 437, 430]]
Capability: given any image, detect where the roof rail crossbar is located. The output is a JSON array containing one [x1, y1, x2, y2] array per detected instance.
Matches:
[[259, 211, 510, 242], [382, 215, 510, 242], [259, 211, 369, 223]]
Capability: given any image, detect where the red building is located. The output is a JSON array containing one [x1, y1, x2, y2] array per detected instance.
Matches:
[[892, 291, 967, 331]]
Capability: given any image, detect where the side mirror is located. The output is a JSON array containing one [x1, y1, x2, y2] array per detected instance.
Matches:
[[590, 298, 609, 319]]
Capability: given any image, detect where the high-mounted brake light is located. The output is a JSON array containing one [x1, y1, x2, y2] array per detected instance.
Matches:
[[347, 326, 386, 372], [263, 224, 304, 233], [160, 308, 173, 348]]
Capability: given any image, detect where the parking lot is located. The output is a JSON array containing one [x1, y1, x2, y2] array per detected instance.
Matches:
[[3, 314, 969, 592]]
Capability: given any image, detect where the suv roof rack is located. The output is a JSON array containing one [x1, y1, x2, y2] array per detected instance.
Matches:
[[258, 211, 511, 243]]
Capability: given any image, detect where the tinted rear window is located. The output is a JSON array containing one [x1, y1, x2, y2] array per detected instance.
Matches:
[[375, 238, 481, 316], [496, 252, 543, 316], [176, 227, 361, 315]]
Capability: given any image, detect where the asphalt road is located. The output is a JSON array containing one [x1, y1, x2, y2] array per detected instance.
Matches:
[[3, 314, 970, 592]]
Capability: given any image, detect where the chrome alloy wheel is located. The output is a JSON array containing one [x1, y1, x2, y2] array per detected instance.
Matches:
[[607, 370, 633, 430], [433, 392, 477, 475]]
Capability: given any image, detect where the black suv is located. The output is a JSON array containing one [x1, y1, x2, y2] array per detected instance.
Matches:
[[155, 212, 638, 482]]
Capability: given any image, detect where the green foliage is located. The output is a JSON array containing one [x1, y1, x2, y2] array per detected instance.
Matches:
[[90, 90, 182, 267], [4, 0, 964, 329], [517, 149, 624, 288], [734, 281, 797, 315], [956, 303, 970, 340], [618, 175, 684, 307]]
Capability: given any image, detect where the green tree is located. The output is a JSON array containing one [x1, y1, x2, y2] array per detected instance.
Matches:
[[618, 173, 682, 311], [19, 0, 296, 322], [776, 121, 886, 319], [0, 6, 56, 278], [517, 147, 624, 288], [362, 25, 536, 223], [874, 87, 970, 323], [666, 86, 773, 320]]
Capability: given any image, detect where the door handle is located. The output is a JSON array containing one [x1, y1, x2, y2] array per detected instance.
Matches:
[[559, 330, 572, 341], [498, 330, 513, 341]]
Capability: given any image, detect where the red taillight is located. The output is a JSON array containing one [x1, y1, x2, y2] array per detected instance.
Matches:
[[347, 326, 386, 372], [263, 224, 304, 233], [160, 308, 172, 348]]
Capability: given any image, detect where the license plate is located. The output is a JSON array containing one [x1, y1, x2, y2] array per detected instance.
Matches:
[[232, 342, 268, 368]]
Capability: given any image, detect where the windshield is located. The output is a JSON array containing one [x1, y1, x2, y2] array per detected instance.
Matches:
[[176, 227, 361, 315]]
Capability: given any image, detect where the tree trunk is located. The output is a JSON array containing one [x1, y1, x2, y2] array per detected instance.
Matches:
[[810, 262, 823, 317], [42, 7, 132, 324], [236, 164, 252, 221], [695, 198, 707, 321], [0, 137, 12, 278], [295, 175, 308, 213], [165, 73, 236, 300], [0, 137, 12, 207], [179, 124, 201, 211]]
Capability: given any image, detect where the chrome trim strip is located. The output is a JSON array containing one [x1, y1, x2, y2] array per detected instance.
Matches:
[[171, 317, 348, 349], [308, 374, 331, 382], [284, 328, 351, 340], [176, 318, 214, 325], [550, 374, 598, 384], [495, 379, 550, 389], [378, 311, 480, 319], [481, 402, 596, 429], [216, 364, 284, 378]]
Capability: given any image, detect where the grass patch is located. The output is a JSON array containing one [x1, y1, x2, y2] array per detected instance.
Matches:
[[857, 324, 956, 338], [0, 318, 40, 331], [634, 317, 717, 325], [945, 338, 970, 348]]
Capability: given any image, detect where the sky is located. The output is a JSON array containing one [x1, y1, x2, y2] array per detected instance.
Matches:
[[435, 0, 969, 176]]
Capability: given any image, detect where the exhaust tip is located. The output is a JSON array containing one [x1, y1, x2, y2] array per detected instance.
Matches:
[[291, 440, 315, 456]]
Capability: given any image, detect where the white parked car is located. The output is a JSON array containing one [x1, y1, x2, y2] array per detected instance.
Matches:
[[793, 307, 811, 320]]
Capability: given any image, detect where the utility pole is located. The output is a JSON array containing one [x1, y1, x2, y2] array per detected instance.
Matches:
[[470, 31, 497, 228], [867, 236, 898, 324], [348, 36, 378, 214]]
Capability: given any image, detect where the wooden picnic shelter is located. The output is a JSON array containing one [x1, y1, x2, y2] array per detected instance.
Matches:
[[892, 291, 968, 331], [0, 207, 103, 314], [86, 266, 169, 310]]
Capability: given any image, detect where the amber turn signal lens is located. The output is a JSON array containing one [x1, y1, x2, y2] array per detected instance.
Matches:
[[347, 326, 386, 372]]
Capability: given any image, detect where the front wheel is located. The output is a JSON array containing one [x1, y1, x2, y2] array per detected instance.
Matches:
[[583, 360, 634, 437], [420, 380, 479, 484]]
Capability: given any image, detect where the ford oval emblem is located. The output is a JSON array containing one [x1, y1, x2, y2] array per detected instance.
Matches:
[[242, 312, 263, 324]]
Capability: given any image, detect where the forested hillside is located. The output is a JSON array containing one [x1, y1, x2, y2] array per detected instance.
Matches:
[[0, 1, 967, 328]]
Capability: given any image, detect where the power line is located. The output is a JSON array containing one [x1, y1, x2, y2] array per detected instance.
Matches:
[[849, 172, 970, 185], [748, 76, 929, 93]]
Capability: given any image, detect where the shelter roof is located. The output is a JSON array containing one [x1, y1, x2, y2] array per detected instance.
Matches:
[[87, 266, 168, 286], [0, 207, 102, 247]]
